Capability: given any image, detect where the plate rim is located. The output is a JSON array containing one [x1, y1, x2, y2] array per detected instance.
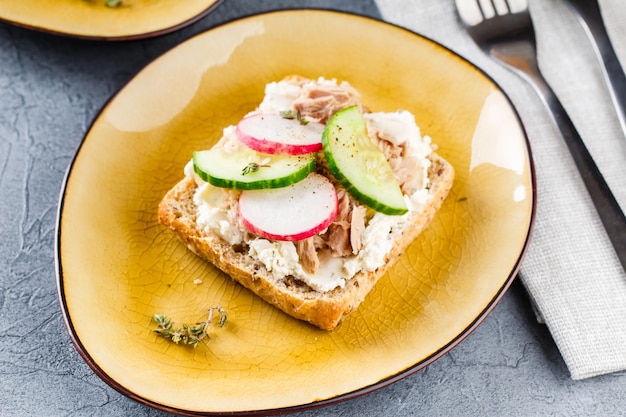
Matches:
[[0, 0, 224, 41], [54, 8, 537, 416]]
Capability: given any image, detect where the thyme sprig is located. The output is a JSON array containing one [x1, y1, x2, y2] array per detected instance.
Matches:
[[82, 0, 124, 8], [280, 109, 309, 125], [153, 307, 227, 348], [241, 162, 271, 176]]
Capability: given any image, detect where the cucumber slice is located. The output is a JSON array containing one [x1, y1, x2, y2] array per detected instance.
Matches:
[[193, 145, 316, 190], [322, 105, 408, 215]]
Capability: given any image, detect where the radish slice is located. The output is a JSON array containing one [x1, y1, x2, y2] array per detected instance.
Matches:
[[237, 113, 324, 155], [239, 173, 338, 241]]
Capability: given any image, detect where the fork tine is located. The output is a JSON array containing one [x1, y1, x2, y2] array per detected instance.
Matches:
[[490, 0, 512, 15], [477, 0, 494, 19], [476, 1, 488, 19], [507, 0, 529, 14], [456, 0, 487, 26], [457, 0, 532, 44], [489, 0, 500, 15], [501, 0, 511, 13], [478, 0, 510, 17]]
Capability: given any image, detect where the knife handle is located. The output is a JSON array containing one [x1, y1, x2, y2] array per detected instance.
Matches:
[[535, 75, 626, 273]]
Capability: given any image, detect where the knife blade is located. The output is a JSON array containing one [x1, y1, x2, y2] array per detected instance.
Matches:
[[564, 0, 626, 139]]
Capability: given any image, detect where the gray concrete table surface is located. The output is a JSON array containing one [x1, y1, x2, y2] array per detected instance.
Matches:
[[1, 0, 625, 416]]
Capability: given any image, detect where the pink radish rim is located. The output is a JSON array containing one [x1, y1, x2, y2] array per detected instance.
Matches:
[[236, 114, 323, 156]]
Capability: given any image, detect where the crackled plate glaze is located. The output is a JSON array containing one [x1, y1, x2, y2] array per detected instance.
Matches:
[[0, 0, 222, 40], [56, 10, 535, 415]]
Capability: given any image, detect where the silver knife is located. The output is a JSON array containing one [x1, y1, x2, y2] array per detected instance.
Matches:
[[564, 0, 626, 139]]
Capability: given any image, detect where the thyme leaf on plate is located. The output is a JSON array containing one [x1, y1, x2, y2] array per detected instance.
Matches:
[[82, 0, 124, 7], [153, 307, 227, 348]]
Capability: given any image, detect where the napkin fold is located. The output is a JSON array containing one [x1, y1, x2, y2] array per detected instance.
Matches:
[[375, 0, 626, 379]]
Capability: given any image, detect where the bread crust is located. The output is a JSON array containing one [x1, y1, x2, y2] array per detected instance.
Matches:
[[158, 153, 454, 330]]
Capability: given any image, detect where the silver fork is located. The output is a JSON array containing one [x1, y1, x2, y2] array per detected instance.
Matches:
[[455, 0, 626, 272]]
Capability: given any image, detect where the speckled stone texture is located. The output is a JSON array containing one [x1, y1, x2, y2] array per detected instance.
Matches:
[[1, 1, 625, 416]]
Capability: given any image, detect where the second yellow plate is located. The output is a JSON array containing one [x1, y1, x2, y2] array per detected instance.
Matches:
[[0, 0, 222, 40]]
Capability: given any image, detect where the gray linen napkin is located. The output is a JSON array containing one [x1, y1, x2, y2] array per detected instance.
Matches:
[[375, 0, 626, 379]]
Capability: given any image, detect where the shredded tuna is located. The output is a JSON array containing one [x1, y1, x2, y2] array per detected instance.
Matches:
[[349, 205, 367, 254], [377, 137, 404, 160], [327, 188, 354, 257], [312, 234, 328, 250], [390, 151, 423, 195], [295, 237, 319, 274], [374, 134, 422, 195], [292, 82, 362, 124]]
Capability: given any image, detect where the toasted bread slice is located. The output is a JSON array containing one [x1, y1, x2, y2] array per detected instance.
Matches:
[[157, 153, 454, 330]]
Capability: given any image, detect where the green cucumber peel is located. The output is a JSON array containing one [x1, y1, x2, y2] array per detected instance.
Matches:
[[193, 148, 316, 191], [322, 105, 408, 215]]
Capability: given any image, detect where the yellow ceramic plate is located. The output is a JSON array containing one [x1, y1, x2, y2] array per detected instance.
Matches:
[[56, 10, 535, 415], [0, 0, 222, 40]]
